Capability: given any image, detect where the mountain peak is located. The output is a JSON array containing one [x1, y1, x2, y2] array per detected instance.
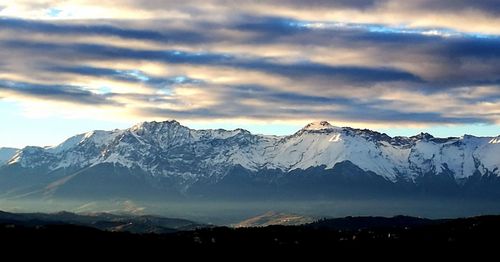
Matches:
[[411, 132, 434, 141], [302, 121, 334, 131], [132, 120, 182, 131]]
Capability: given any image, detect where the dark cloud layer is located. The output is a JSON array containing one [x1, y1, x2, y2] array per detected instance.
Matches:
[[0, 18, 211, 44], [262, 0, 500, 16], [140, 97, 487, 124], [4, 30, 500, 89], [412, 0, 500, 15], [0, 39, 423, 85], [0, 79, 115, 105]]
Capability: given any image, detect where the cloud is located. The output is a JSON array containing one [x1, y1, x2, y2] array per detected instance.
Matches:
[[45, 65, 203, 89], [259, 0, 500, 16], [0, 17, 211, 44], [0, 3, 499, 127], [0, 79, 117, 105], [230, 17, 500, 88], [4, 1, 500, 34], [0, 39, 423, 86], [408, 0, 500, 16], [137, 94, 488, 125]]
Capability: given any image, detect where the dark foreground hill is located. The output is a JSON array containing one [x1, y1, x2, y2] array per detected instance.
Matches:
[[2, 212, 500, 255], [0, 210, 203, 234]]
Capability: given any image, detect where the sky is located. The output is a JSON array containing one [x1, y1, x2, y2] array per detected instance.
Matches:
[[0, 0, 499, 148]]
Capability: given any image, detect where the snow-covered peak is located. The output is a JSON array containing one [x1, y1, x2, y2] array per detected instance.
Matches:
[[411, 132, 434, 141], [131, 120, 182, 132], [83, 130, 120, 145], [302, 121, 335, 131], [46, 134, 86, 153], [46, 130, 120, 154]]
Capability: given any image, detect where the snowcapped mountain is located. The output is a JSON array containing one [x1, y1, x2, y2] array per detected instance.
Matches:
[[0, 120, 499, 200]]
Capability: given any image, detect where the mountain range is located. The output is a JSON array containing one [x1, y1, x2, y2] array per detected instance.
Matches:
[[1, 120, 499, 200]]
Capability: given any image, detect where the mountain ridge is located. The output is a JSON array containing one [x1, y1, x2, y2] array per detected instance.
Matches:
[[1, 120, 499, 200], [0, 209, 203, 233]]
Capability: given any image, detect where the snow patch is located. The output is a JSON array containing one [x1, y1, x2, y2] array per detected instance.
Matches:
[[489, 137, 500, 144], [46, 134, 86, 153], [329, 133, 342, 142]]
